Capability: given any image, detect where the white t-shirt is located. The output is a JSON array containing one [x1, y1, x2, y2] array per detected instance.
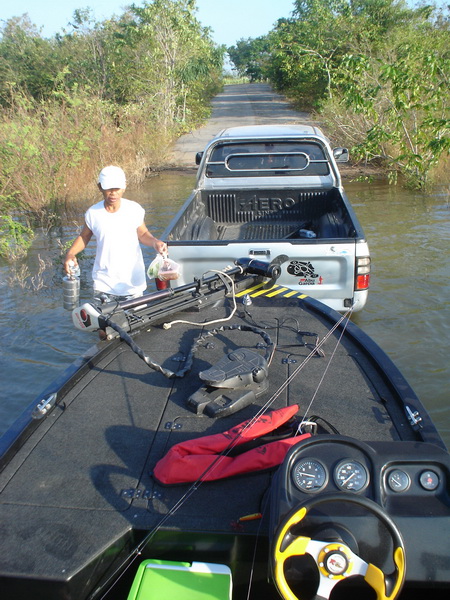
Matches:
[[85, 198, 146, 296]]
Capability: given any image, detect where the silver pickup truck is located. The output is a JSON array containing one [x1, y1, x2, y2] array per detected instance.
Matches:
[[164, 124, 370, 312]]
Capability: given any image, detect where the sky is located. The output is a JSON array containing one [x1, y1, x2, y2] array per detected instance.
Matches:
[[0, 0, 297, 47]]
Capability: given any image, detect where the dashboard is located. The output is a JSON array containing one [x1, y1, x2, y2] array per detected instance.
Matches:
[[277, 436, 449, 508], [291, 454, 442, 496], [270, 435, 450, 585]]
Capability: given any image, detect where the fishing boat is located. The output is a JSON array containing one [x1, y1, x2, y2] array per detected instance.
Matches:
[[0, 259, 449, 600]]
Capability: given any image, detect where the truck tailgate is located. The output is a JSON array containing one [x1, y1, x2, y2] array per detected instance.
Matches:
[[167, 240, 356, 304]]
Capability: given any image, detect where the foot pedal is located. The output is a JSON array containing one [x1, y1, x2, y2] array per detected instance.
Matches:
[[187, 348, 269, 417], [188, 379, 269, 418]]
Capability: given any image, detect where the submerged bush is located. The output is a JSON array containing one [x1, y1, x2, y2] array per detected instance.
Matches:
[[0, 214, 34, 260]]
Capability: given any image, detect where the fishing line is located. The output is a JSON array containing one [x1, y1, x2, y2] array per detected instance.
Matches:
[[93, 303, 353, 599], [250, 306, 353, 416], [245, 487, 271, 600], [298, 304, 354, 433]]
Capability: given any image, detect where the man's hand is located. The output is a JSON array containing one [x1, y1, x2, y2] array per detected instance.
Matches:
[[153, 239, 168, 257]]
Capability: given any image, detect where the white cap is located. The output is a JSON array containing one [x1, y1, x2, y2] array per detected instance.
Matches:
[[98, 166, 126, 190]]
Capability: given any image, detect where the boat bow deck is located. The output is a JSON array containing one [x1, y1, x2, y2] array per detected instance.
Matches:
[[0, 292, 446, 599]]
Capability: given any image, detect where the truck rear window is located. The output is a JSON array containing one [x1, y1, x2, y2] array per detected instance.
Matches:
[[206, 142, 330, 178]]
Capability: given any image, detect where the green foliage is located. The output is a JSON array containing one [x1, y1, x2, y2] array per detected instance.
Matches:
[[228, 37, 271, 81], [111, 0, 223, 129], [0, 0, 224, 218], [0, 15, 59, 103], [0, 86, 112, 210], [0, 214, 34, 260], [333, 10, 450, 186], [230, 0, 449, 187]]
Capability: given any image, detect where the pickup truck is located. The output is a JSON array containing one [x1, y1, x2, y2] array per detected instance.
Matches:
[[163, 125, 370, 312]]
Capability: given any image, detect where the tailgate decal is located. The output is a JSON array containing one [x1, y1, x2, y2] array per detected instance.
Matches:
[[236, 284, 308, 300]]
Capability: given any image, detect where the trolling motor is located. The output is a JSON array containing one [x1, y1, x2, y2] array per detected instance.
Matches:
[[71, 286, 175, 333], [71, 257, 282, 335], [70, 259, 280, 416]]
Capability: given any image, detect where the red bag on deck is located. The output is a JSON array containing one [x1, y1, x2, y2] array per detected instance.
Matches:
[[152, 404, 310, 485]]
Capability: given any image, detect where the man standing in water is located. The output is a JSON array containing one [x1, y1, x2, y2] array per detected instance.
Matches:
[[64, 165, 167, 301]]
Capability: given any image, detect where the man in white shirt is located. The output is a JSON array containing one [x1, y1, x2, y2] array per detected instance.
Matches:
[[64, 165, 167, 301]]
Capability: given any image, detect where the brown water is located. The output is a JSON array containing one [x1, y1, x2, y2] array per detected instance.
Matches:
[[1, 171, 449, 447]]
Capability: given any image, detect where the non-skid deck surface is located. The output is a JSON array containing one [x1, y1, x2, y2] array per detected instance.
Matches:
[[0, 295, 401, 591]]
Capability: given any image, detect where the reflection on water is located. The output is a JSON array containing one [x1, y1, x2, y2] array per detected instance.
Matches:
[[0, 172, 449, 447], [349, 180, 450, 442]]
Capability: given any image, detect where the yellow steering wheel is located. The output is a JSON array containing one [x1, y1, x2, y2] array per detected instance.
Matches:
[[273, 494, 406, 600]]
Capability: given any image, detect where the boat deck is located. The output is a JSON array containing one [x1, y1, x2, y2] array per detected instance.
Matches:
[[0, 292, 440, 599]]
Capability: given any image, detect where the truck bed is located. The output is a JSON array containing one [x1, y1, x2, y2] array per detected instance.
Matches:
[[172, 188, 355, 242]]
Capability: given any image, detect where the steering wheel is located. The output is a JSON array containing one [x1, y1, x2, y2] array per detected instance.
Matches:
[[273, 494, 406, 600]]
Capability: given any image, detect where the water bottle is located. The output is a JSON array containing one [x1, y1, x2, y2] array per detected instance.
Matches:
[[63, 261, 80, 311]]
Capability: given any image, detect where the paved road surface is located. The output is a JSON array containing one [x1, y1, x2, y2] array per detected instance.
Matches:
[[169, 83, 317, 167]]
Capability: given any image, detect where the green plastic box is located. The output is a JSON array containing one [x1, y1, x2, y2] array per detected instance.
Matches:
[[127, 559, 233, 600]]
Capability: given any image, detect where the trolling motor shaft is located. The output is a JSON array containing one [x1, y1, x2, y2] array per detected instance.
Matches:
[[72, 258, 281, 334]]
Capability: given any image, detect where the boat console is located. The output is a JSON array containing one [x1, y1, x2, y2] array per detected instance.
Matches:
[[270, 435, 450, 598]]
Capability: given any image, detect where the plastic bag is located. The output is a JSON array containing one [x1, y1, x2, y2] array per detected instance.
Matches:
[[147, 255, 181, 281]]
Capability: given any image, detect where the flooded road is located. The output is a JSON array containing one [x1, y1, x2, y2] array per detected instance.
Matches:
[[169, 83, 314, 166], [1, 171, 448, 447], [1, 84, 449, 447]]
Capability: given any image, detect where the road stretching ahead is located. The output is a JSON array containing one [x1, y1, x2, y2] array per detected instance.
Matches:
[[169, 83, 317, 167]]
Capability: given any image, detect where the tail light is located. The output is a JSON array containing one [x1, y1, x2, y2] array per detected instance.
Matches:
[[356, 256, 371, 290]]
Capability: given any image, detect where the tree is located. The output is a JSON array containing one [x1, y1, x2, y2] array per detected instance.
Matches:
[[104, 0, 223, 128], [261, 0, 449, 185], [0, 15, 59, 103], [227, 36, 271, 81], [338, 12, 450, 185]]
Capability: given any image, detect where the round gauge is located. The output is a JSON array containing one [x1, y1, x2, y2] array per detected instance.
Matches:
[[334, 460, 369, 492], [387, 469, 411, 493], [419, 470, 439, 491], [292, 459, 327, 493]]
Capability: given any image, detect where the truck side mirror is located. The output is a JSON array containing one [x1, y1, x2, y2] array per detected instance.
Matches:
[[333, 147, 349, 163], [195, 152, 204, 165]]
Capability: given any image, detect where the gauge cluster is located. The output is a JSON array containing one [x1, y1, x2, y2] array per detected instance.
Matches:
[[290, 443, 446, 499], [292, 457, 371, 494]]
